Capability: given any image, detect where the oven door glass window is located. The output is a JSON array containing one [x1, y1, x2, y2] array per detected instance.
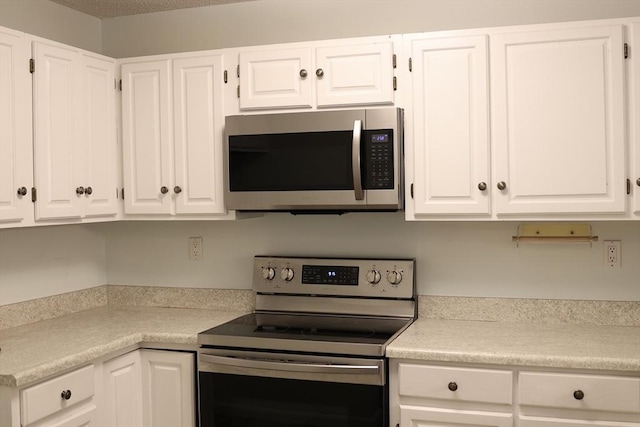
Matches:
[[199, 372, 387, 427]]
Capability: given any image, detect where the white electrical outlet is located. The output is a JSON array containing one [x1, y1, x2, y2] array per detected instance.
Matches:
[[189, 237, 203, 261], [603, 240, 621, 269]]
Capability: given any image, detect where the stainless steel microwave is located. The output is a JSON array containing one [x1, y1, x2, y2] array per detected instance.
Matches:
[[224, 108, 404, 213]]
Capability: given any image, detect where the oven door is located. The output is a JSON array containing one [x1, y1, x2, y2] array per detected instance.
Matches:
[[198, 349, 388, 427]]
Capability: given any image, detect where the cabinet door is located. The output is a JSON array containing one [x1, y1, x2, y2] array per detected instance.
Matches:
[[491, 25, 626, 215], [239, 47, 313, 109], [82, 54, 118, 218], [32, 41, 84, 220], [630, 23, 640, 216], [411, 35, 490, 215], [173, 55, 226, 214], [315, 42, 394, 107], [103, 350, 143, 427], [45, 404, 96, 427], [401, 405, 513, 427], [122, 60, 173, 214], [140, 350, 195, 427], [0, 28, 33, 226]]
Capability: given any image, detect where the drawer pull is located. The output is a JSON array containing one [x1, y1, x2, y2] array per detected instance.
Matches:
[[60, 389, 72, 400], [448, 381, 458, 391], [573, 389, 584, 400]]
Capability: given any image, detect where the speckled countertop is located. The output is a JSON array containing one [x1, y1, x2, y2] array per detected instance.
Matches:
[[0, 306, 246, 387], [386, 318, 640, 372]]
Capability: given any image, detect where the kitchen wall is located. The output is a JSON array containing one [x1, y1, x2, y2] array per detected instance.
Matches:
[[0, 0, 639, 306], [103, 216, 640, 302], [101, 0, 640, 58], [0, 0, 101, 52]]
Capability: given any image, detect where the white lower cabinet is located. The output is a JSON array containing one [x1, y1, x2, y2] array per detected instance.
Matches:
[[392, 362, 514, 427], [390, 361, 640, 427], [518, 371, 640, 427], [19, 365, 97, 427], [102, 349, 195, 427]]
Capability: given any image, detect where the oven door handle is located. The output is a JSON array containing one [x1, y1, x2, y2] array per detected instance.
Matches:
[[200, 353, 380, 376], [352, 119, 364, 201]]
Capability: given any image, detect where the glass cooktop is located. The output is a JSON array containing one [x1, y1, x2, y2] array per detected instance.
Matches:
[[198, 312, 413, 357]]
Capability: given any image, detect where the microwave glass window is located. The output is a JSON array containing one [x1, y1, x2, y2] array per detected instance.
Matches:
[[229, 131, 355, 191]]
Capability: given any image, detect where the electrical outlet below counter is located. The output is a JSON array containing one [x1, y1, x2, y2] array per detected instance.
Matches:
[[604, 240, 621, 269], [189, 237, 203, 261]]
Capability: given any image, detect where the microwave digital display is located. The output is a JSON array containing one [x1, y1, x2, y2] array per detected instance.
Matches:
[[371, 134, 389, 143]]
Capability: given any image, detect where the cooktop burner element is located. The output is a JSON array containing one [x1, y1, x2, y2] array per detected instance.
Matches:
[[198, 256, 416, 357]]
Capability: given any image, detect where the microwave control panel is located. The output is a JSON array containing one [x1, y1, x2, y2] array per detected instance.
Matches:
[[364, 130, 394, 189]]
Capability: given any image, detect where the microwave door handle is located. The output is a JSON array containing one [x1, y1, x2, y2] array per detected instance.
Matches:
[[352, 119, 364, 200]]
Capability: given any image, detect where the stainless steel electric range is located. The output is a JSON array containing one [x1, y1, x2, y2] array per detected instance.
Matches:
[[197, 255, 416, 427]]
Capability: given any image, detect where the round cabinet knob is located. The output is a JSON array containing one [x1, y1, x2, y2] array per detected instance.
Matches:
[[261, 267, 276, 281], [387, 270, 403, 285], [280, 267, 295, 282], [366, 269, 381, 285], [17, 187, 27, 196], [174, 186, 182, 194], [478, 182, 487, 191], [497, 181, 507, 191], [316, 68, 324, 77], [85, 186, 93, 195], [160, 186, 169, 194], [448, 382, 458, 392], [573, 390, 585, 400], [75, 186, 85, 195], [636, 178, 640, 187], [60, 389, 72, 400], [299, 69, 308, 78]]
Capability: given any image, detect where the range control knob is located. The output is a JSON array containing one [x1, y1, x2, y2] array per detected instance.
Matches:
[[261, 267, 276, 281], [366, 269, 381, 285], [387, 270, 403, 285], [280, 267, 295, 281]]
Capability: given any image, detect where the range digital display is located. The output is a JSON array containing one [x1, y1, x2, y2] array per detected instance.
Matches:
[[301, 265, 359, 286]]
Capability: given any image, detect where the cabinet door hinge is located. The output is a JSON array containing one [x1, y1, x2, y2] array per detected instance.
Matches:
[[392, 54, 397, 69], [393, 76, 397, 91], [119, 79, 122, 91], [31, 187, 37, 202], [224, 69, 228, 84], [624, 43, 629, 59], [410, 183, 414, 199], [121, 188, 125, 200], [237, 64, 240, 78], [627, 179, 631, 195], [237, 85, 240, 98], [29, 58, 35, 73], [408, 57, 412, 72]]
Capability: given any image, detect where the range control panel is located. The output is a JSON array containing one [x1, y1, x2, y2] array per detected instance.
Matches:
[[253, 256, 415, 299]]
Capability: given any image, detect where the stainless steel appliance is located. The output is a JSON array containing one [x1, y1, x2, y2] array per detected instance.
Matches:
[[198, 256, 416, 427], [224, 108, 404, 213]]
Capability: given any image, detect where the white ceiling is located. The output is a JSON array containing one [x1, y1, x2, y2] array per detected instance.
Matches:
[[49, 0, 256, 19]]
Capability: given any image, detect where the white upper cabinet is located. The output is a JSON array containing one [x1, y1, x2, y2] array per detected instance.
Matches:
[[315, 42, 394, 107], [239, 47, 313, 110], [32, 41, 84, 220], [173, 55, 226, 215], [121, 53, 229, 217], [630, 23, 640, 216], [121, 59, 173, 215], [32, 40, 118, 222], [0, 28, 33, 227], [83, 54, 118, 218], [410, 35, 490, 216], [237, 39, 395, 111], [490, 24, 627, 216]]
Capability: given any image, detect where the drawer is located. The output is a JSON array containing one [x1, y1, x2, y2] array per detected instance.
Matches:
[[519, 371, 640, 414], [20, 365, 95, 426], [398, 363, 513, 405]]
